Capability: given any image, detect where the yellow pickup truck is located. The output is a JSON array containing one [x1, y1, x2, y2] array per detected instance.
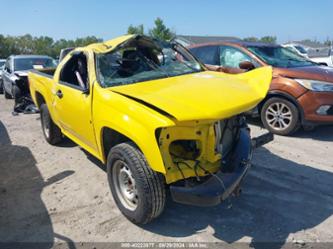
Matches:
[[28, 35, 273, 224]]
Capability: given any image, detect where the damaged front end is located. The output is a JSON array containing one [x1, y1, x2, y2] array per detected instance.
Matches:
[[157, 115, 273, 206], [12, 72, 38, 114]]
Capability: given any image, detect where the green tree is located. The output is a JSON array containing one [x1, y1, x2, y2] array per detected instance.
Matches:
[[0, 35, 102, 58], [148, 18, 174, 41], [127, 24, 144, 35], [243, 37, 259, 42], [33, 36, 54, 55], [243, 36, 277, 44], [260, 36, 277, 44]]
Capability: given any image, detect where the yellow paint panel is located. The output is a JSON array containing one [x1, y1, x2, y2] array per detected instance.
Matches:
[[111, 67, 272, 121]]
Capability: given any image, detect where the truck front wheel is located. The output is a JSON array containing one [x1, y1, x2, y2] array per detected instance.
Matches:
[[40, 104, 63, 145], [107, 142, 166, 224]]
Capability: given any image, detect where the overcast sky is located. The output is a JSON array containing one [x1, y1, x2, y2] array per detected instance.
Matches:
[[0, 0, 331, 43]]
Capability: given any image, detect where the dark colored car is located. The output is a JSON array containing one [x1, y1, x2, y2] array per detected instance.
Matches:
[[189, 42, 333, 135], [2, 55, 56, 99]]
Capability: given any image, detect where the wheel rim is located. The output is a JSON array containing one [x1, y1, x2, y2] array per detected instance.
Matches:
[[112, 160, 138, 211], [265, 102, 293, 131], [42, 111, 50, 139]]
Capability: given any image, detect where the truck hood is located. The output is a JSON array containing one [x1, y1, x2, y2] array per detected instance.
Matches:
[[10, 70, 29, 82], [274, 66, 333, 83], [110, 67, 272, 122]]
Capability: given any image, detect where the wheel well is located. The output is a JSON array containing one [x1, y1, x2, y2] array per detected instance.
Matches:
[[258, 92, 304, 121], [101, 127, 132, 161], [35, 92, 46, 108]]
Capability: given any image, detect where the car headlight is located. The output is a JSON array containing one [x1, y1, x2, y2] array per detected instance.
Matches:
[[295, 79, 333, 92]]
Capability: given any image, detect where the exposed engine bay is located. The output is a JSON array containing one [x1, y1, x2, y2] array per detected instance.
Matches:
[[157, 115, 248, 184]]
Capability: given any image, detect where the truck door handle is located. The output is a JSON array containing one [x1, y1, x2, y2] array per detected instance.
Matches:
[[56, 90, 63, 98]]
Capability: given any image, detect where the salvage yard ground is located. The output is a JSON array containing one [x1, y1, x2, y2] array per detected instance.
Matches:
[[0, 97, 333, 248]]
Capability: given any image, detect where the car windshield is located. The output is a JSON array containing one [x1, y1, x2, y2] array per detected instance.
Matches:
[[96, 37, 203, 87], [247, 46, 316, 68], [0, 61, 5, 67], [14, 57, 57, 71]]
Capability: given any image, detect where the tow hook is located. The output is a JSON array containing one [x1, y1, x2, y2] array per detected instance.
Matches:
[[252, 132, 274, 148]]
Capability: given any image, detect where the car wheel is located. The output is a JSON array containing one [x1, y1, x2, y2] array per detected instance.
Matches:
[[261, 97, 300, 135], [107, 142, 166, 224], [40, 103, 63, 145], [4, 85, 12, 99], [12, 84, 21, 99]]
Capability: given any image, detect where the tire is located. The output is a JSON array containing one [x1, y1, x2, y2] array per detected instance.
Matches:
[[12, 84, 21, 99], [0, 80, 3, 94], [107, 142, 166, 224], [4, 85, 12, 99], [261, 97, 300, 136], [40, 103, 63, 145]]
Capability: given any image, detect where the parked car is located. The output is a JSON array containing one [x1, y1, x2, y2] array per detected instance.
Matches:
[[28, 35, 273, 224], [0, 59, 6, 94], [308, 47, 333, 67], [2, 55, 57, 99], [189, 41, 333, 135], [282, 43, 309, 58]]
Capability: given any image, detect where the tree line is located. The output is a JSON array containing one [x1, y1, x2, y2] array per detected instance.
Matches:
[[128, 18, 332, 47], [0, 17, 331, 59], [0, 34, 102, 59]]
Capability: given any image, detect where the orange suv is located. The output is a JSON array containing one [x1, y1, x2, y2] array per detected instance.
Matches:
[[189, 41, 333, 135]]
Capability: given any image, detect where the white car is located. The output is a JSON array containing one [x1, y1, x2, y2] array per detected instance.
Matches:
[[0, 59, 6, 94], [308, 47, 333, 67], [282, 43, 309, 58]]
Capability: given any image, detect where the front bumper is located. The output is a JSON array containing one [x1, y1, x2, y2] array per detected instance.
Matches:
[[298, 91, 333, 125], [170, 129, 273, 206]]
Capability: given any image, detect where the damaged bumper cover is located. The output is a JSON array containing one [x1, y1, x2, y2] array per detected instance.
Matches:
[[170, 129, 273, 206]]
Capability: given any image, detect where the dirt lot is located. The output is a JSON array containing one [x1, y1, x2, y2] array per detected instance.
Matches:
[[0, 96, 333, 249]]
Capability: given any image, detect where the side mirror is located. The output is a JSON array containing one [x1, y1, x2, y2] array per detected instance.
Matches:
[[239, 61, 255, 71]]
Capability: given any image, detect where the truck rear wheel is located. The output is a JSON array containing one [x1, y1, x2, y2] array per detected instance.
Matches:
[[40, 104, 63, 145], [107, 142, 166, 224]]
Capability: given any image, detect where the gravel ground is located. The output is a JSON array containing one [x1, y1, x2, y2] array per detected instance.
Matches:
[[0, 96, 333, 249]]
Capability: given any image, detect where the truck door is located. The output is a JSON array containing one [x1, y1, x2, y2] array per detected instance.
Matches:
[[53, 52, 98, 153]]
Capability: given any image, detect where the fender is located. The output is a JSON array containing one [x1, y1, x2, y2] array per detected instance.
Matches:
[[92, 86, 175, 174], [95, 118, 168, 174]]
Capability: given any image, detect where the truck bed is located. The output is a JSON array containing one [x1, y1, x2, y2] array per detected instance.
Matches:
[[28, 69, 57, 108]]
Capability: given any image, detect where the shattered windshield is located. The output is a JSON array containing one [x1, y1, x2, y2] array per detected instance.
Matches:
[[248, 46, 316, 68], [96, 37, 203, 87]]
